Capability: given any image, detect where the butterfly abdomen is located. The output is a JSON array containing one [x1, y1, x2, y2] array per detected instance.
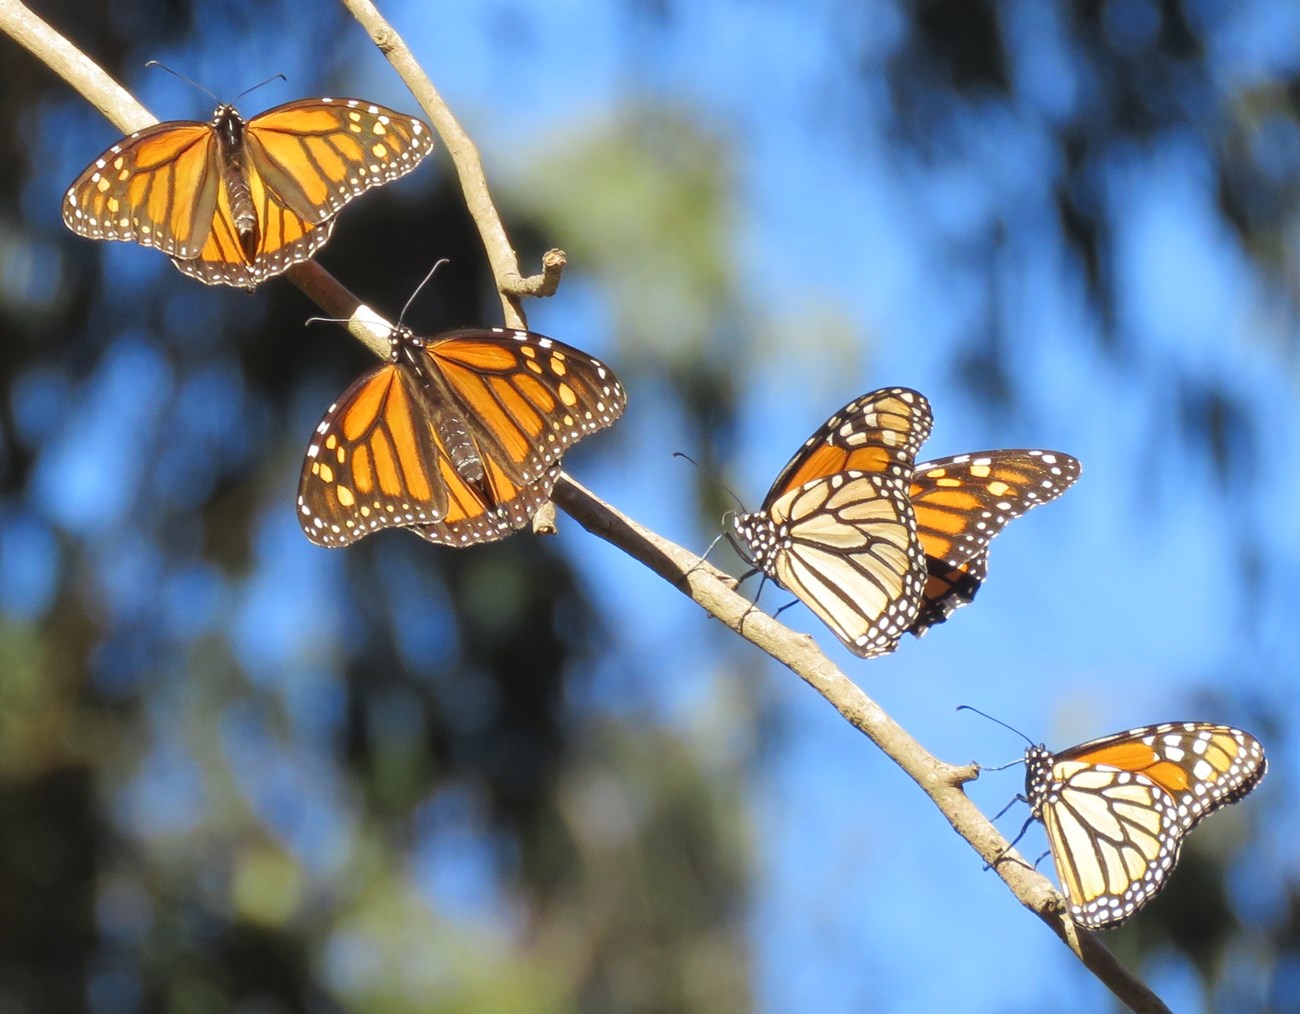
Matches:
[[212, 106, 259, 261]]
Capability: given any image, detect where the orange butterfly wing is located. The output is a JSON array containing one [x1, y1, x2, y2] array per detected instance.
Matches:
[[426, 329, 627, 486], [298, 364, 451, 546], [63, 120, 219, 257], [907, 449, 1080, 635]]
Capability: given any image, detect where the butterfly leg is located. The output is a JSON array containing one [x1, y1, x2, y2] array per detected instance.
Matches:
[[771, 598, 801, 620], [984, 812, 1035, 871], [992, 793, 1028, 822]]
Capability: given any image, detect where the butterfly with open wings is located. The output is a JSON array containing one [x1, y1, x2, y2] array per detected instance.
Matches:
[[63, 97, 433, 287], [298, 324, 626, 548]]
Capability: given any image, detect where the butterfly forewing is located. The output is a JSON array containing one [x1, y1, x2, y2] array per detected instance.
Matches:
[[244, 98, 433, 221], [428, 329, 627, 485], [63, 120, 218, 255], [764, 387, 933, 503], [298, 363, 452, 546], [907, 449, 1080, 636], [62, 97, 433, 288], [1027, 723, 1266, 929]]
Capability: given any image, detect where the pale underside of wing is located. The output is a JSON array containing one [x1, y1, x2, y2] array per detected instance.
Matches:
[[1042, 763, 1181, 929], [763, 472, 926, 658]]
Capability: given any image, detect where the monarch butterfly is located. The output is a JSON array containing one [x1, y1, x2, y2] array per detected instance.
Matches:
[[1018, 722, 1267, 929], [908, 450, 1081, 636], [63, 98, 433, 288], [730, 388, 932, 658], [298, 324, 625, 547]]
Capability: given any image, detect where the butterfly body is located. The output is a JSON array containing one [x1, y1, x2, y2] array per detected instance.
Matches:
[[1024, 722, 1266, 929], [731, 388, 933, 658], [298, 325, 625, 548], [210, 105, 259, 259], [63, 97, 433, 287]]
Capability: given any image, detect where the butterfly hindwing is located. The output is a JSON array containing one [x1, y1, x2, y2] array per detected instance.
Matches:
[[1027, 722, 1266, 929], [747, 471, 927, 657], [907, 449, 1081, 636]]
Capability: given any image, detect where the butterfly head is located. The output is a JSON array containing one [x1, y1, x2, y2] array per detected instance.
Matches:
[[1023, 743, 1055, 814], [730, 510, 782, 571], [386, 323, 426, 362], [211, 104, 247, 147]]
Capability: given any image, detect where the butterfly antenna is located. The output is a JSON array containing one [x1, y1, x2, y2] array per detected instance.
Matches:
[[957, 705, 1035, 746], [671, 451, 746, 513], [236, 73, 288, 102], [144, 60, 220, 104], [303, 316, 351, 327], [399, 259, 451, 326]]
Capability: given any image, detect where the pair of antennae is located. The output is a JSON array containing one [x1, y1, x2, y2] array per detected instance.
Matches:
[[304, 259, 451, 331], [144, 60, 285, 106]]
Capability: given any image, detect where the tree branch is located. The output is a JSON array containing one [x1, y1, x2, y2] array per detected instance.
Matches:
[[339, 0, 566, 329], [2, 2, 1169, 1009]]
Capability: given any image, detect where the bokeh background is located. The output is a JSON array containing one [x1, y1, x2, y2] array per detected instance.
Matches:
[[2, 1, 1298, 1011]]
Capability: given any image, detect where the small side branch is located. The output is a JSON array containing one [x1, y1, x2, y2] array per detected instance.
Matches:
[[340, 0, 566, 329]]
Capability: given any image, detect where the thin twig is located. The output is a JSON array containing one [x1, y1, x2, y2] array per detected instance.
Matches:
[[2, 3, 1169, 1010], [339, 0, 565, 329]]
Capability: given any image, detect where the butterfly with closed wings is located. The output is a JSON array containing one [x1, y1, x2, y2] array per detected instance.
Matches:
[[994, 719, 1267, 929], [298, 323, 625, 548], [730, 388, 933, 658], [63, 96, 433, 287], [907, 449, 1081, 636]]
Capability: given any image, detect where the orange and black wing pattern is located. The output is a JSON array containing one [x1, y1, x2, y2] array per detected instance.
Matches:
[[1026, 723, 1266, 929], [298, 326, 625, 548], [63, 119, 222, 258], [907, 450, 1080, 635], [63, 98, 433, 287], [298, 361, 451, 546], [762, 388, 933, 505], [423, 327, 627, 487]]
